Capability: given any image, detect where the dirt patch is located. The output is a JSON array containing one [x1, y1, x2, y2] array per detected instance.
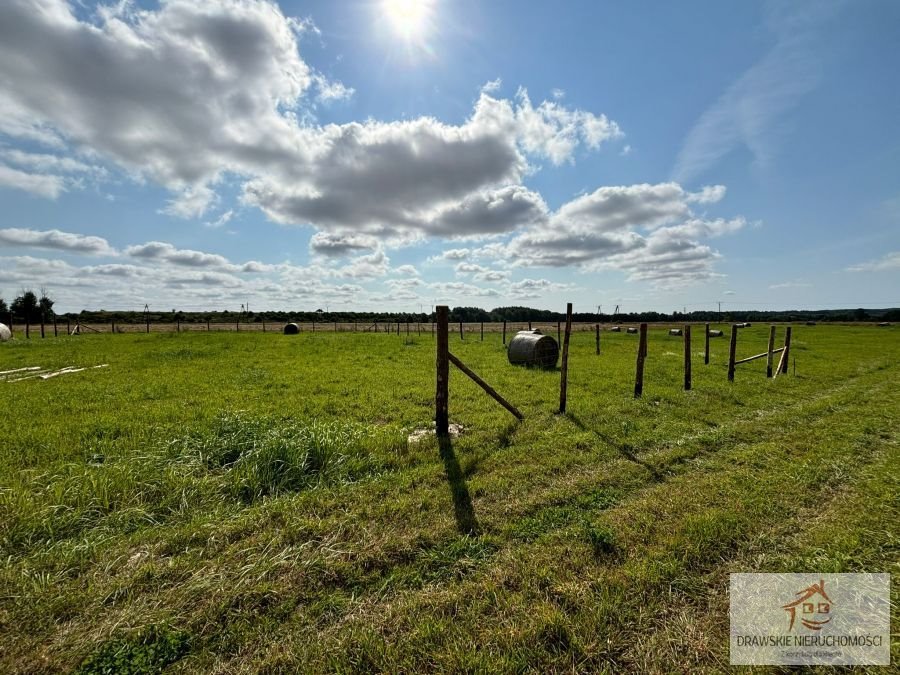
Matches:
[[407, 423, 464, 444]]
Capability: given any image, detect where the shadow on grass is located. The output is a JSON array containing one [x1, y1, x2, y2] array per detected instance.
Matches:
[[438, 435, 480, 535], [568, 413, 663, 483]]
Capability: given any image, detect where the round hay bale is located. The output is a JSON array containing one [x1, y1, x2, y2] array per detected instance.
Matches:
[[668, 328, 682, 336], [283, 322, 300, 335], [0, 323, 10, 342], [609, 326, 621, 332], [877, 322, 890, 327], [805, 321, 817, 326], [507, 330, 559, 368], [626, 327, 638, 334], [708, 329, 724, 337]]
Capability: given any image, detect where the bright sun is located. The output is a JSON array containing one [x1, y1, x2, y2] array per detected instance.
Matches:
[[382, 0, 432, 40]]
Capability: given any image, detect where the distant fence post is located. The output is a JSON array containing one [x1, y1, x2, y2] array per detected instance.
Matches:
[[25, 321, 30, 339], [66, 319, 70, 335], [766, 325, 777, 378], [53, 318, 58, 337], [459, 321, 463, 340], [559, 303, 573, 413], [480, 321, 484, 341], [683, 324, 692, 391], [704, 323, 710, 365], [595, 323, 600, 355], [407, 321, 410, 337], [528, 321, 532, 330], [41, 314, 45, 339], [147, 317, 151, 333], [557, 321, 561, 344], [502, 320, 507, 345], [111, 321, 115, 334], [634, 323, 647, 397], [177, 319, 181, 333], [436, 306, 450, 437], [727, 324, 738, 382]]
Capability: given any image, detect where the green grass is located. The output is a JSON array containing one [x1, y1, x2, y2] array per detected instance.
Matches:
[[0, 324, 897, 672]]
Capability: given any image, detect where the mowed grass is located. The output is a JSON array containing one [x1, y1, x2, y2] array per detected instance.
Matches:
[[0, 324, 897, 673]]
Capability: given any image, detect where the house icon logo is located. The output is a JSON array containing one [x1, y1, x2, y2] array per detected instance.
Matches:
[[782, 578, 833, 631]]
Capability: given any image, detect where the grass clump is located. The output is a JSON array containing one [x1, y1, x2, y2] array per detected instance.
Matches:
[[76, 624, 189, 674]]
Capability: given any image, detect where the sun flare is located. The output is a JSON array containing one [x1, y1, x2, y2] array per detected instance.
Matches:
[[382, 0, 432, 40]]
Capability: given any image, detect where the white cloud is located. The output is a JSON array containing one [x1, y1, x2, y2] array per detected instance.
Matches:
[[0, 228, 115, 255], [846, 251, 900, 273], [673, 4, 837, 182], [0, 164, 65, 198], [687, 185, 727, 204], [514, 88, 623, 165], [0, 0, 622, 246], [394, 264, 420, 277], [768, 280, 812, 289], [125, 242, 230, 268], [309, 232, 381, 257], [204, 210, 235, 229], [502, 183, 747, 285], [161, 185, 218, 219]]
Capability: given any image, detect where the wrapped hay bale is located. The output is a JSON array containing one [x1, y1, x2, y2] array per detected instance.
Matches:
[[283, 323, 300, 335], [668, 328, 682, 336], [507, 330, 559, 368], [0, 323, 10, 341]]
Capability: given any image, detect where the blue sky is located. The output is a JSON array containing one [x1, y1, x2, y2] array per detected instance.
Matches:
[[0, 0, 898, 314]]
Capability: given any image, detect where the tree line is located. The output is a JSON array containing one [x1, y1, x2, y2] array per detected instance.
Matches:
[[3, 294, 896, 326], [0, 289, 55, 324]]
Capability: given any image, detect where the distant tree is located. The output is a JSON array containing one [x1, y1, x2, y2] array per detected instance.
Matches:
[[853, 307, 869, 321], [0, 296, 7, 317], [39, 287, 55, 318], [11, 290, 39, 323]]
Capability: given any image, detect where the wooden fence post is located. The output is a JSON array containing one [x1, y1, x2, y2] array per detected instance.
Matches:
[[559, 303, 573, 413], [436, 306, 449, 437], [727, 324, 738, 382], [528, 321, 532, 330], [53, 319, 58, 337], [683, 324, 692, 391], [595, 323, 600, 355], [177, 319, 181, 333], [781, 326, 792, 374], [557, 321, 561, 344], [634, 323, 647, 398], [66, 319, 70, 335], [502, 321, 507, 345], [111, 321, 115, 334], [206, 319, 210, 332], [41, 315, 45, 338], [397, 320, 400, 335], [766, 325, 777, 378], [480, 321, 484, 341], [459, 321, 463, 340], [26, 322, 30, 339], [704, 323, 710, 365]]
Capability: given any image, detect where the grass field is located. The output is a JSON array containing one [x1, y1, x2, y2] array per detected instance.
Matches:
[[1, 325, 897, 673]]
